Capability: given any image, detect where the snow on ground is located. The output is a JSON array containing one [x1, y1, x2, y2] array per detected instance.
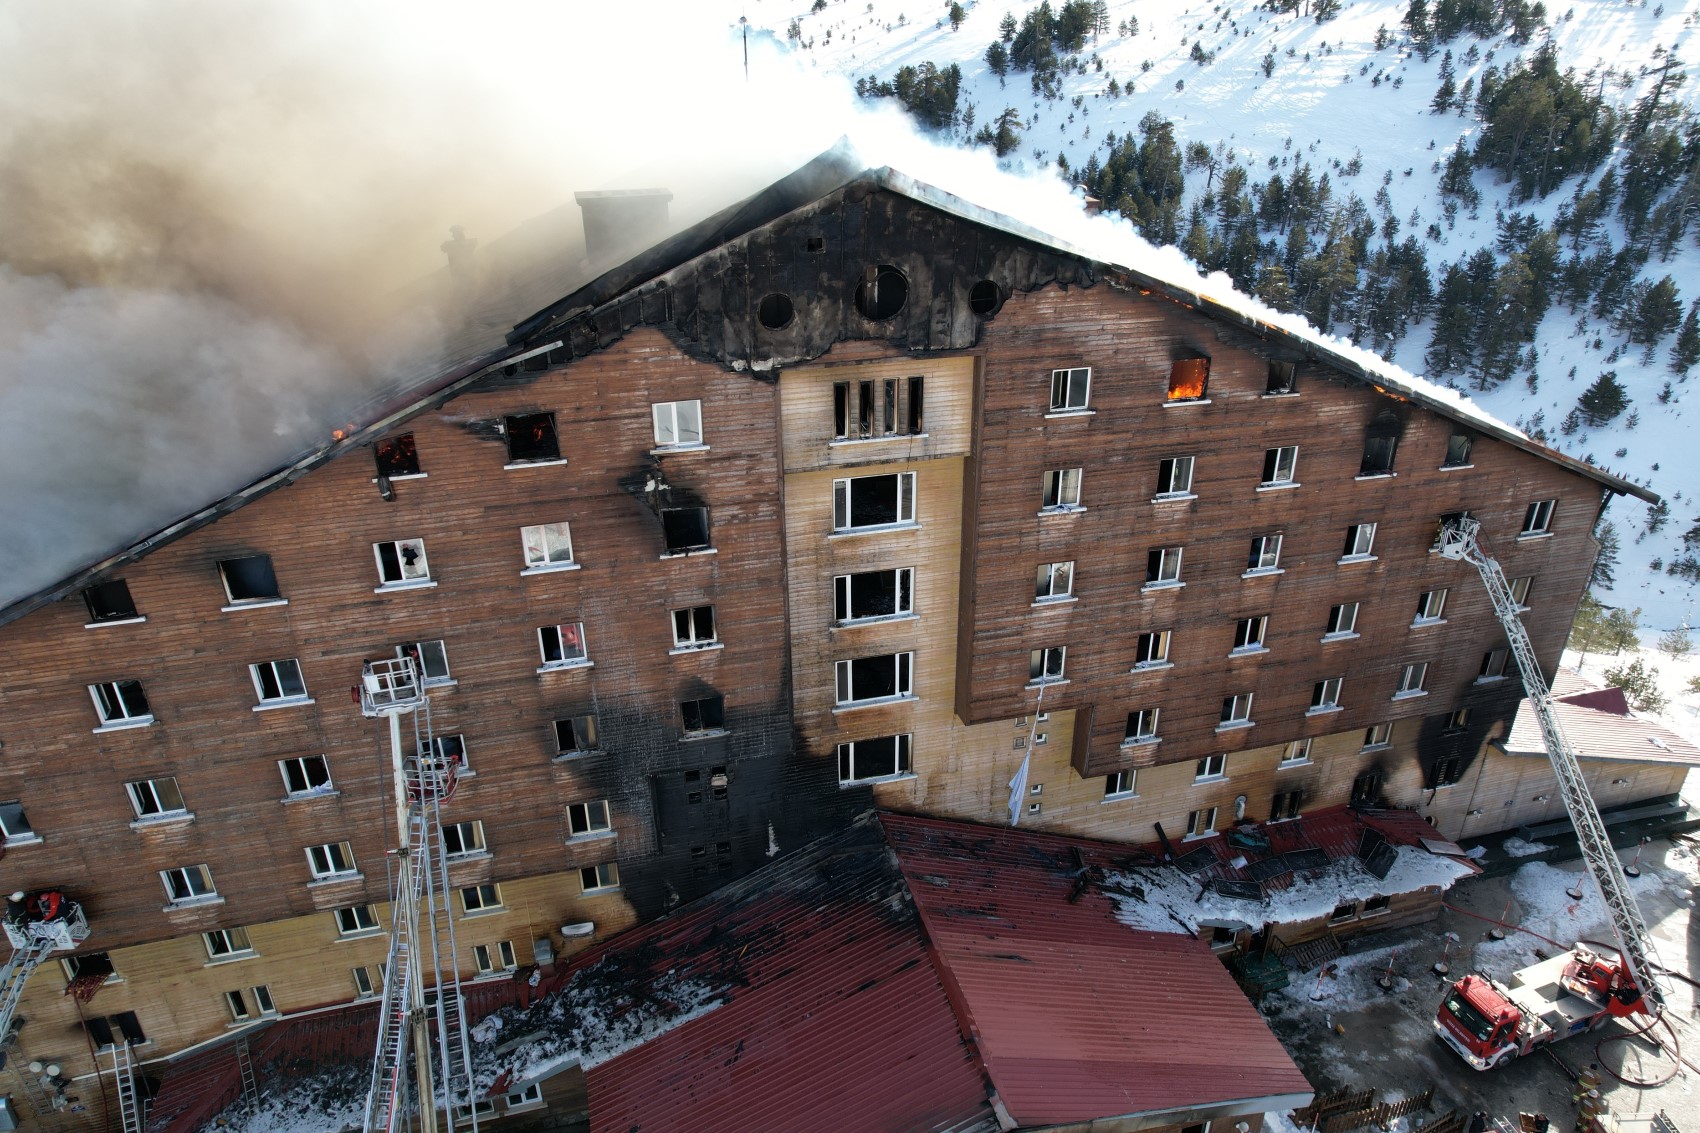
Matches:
[[1501, 836, 1554, 858], [1108, 844, 1476, 934]]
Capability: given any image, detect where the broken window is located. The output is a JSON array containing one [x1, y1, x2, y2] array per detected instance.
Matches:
[[836, 568, 914, 622], [1219, 694, 1254, 728], [251, 659, 308, 705], [474, 942, 517, 976], [554, 715, 599, 756], [1479, 648, 1510, 681], [442, 821, 485, 858], [853, 265, 908, 321], [503, 413, 560, 464], [1232, 616, 1268, 652], [1125, 709, 1160, 743], [580, 862, 620, 893], [837, 734, 912, 783], [1156, 455, 1196, 498], [908, 376, 924, 435], [373, 539, 430, 587], [652, 400, 704, 449], [1146, 546, 1183, 587], [203, 929, 251, 960], [1395, 662, 1429, 697], [90, 680, 151, 727], [84, 1013, 146, 1049], [1415, 589, 1449, 624], [226, 986, 276, 1021], [1034, 561, 1073, 603], [521, 522, 575, 570], [1260, 446, 1298, 487], [1326, 603, 1360, 637], [680, 695, 726, 736], [1432, 510, 1472, 550], [1362, 895, 1391, 916], [1040, 468, 1083, 510], [1271, 788, 1303, 822], [1444, 708, 1473, 733], [1442, 432, 1473, 468], [833, 472, 915, 530], [1360, 411, 1401, 476], [351, 966, 383, 998], [278, 756, 333, 798], [1311, 678, 1344, 712], [306, 842, 357, 880], [1195, 754, 1227, 780], [1351, 771, 1381, 805], [567, 800, 611, 837], [672, 606, 718, 648], [1509, 575, 1533, 607], [1167, 358, 1209, 401], [128, 776, 187, 818], [1431, 756, 1462, 787], [219, 555, 280, 604], [1328, 902, 1358, 925], [1280, 739, 1311, 765], [1186, 807, 1218, 838], [0, 802, 33, 844], [82, 580, 139, 623], [835, 653, 914, 706], [1266, 360, 1297, 394], [1134, 630, 1171, 667], [395, 641, 451, 685], [1028, 646, 1067, 685], [1049, 367, 1091, 411], [335, 906, 378, 935], [162, 865, 217, 905], [374, 433, 420, 477], [661, 507, 712, 553], [460, 884, 501, 914], [537, 624, 588, 669], [429, 734, 468, 772], [1522, 499, 1556, 536], [1246, 535, 1283, 574], [1363, 723, 1393, 749], [1104, 770, 1137, 797], [1342, 523, 1377, 559]]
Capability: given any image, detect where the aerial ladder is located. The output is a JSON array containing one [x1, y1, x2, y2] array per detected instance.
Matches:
[[1433, 516, 1666, 1069], [358, 656, 478, 1133], [0, 890, 90, 1063]]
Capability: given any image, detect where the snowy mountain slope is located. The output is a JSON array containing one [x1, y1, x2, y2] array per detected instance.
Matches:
[[747, 0, 1700, 630]]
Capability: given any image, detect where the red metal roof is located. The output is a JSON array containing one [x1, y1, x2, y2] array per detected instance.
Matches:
[[879, 813, 1311, 1126]]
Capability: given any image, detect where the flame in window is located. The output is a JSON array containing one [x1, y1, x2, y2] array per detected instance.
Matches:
[[1167, 358, 1209, 400]]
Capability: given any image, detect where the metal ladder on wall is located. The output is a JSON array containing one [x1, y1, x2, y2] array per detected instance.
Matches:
[[235, 1036, 257, 1104], [107, 1041, 142, 1133]]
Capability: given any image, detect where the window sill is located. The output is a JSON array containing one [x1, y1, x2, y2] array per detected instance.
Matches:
[[1410, 617, 1446, 629], [1354, 472, 1396, 481], [1261, 390, 1299, 399], [1361, 742, 1393, 754], [1306, 705, 1344, 717], [536, 660, 594, 674], [1474, 674, 1508, 685], [830, 433, 931, 447], [1162, 398, 1212, 408], [1121, 736, 1161, 749], [373, 472, 428, 482], [1391, 690, 1429, 701], [164, 896, 225, 913], [424, 678, 458, 691], [2, 834, 42, 848], [1030, 596, 1077, 609], [551, 749, 606, 763], [94, 716, 155, 733], [520, 562, 581, 576], [1215, 720, 1254, 733], [1152, 492, 1197, 504], [669, 642, 725, 657], [1182, 830, 1220, 842], [579, 887, 623, 899], [1025, 678, 1069, 690], [1043, 408, 1095, 420], [1320, 631, 1360, 643], [444, 852, 492, 866], [1194, 774, 1228, 785], [335, 928, 385, 942], [1130, 661, 1174, 674], [282, 789, 340, 805], [471, 969, 520, 984], [504, 1102, 547, 1116], [1517, 531, 1554, 542], [1241, 568, 1284, 580], [373, 579, 437, 594], [203, 952, 259, 967], [828, 523, 920, 540], [650, 443, 710, 456], [832, 695, 918, 715], [1102, 792, 1141, 803], [566, 829, 617, 844], [130, 812, 194, 831], [835, 612, 921, 629], [1279, 759, 1314, 770], [254, 697, 316, 713], [307, 873, 365, 889], [1358, 906, 1392, 919], [1439, 463, 1474, 472], [839, 771, 918, 789], [222, 598, 288, 613], [1228, 645, 1269, 657], [1338, 554, 1378, 566], [681, 729, 731, 742], [1255, 482, 1300, 493], [84, 616, 147, 630], [460, 907, 507, 919], [1036, 506, 1086, 518], [1141, 580, 1184, 593], [503, 458, 569, 470], [659, 547, 718, 559]]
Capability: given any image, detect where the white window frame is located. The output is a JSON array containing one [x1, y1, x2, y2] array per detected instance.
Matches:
[[1049, 366, 1091, 412], [219, 554, 283, 606], [460, 884, 502, 915], [537, 623, 590, 671], [835, 567, 915, 624], [204, 928, 254, 961], [1155, 455, 1196, 499], [90, 680, 153, 729], [335, 906, 379, 936], [1310, 677, 1344, 713], [473, 940, 518, 977], [1342, 522, 1377, 561], [276, 755, 335, 801], [352, 965, 383, 998], [554, 715, 600, 757], [1246, 534, 1284, 576], [0, 802, 34, 845], [1186, 807, 1219, 839], [162, 864, 218, 906], [1040, 468, 1083, 511], [1027, 646, 1067, 686], [1195, 753, 1227, 782], [520, 522, 577, 573], [1508, 575, 1533, 609], [834, 653, 915, 707], [671, 605, 719, 650], [1035, 561, 1074, 603], [505, 1083, 544, 1113], [1325, 602, 1360, 640], [306, 842, 358, 881], [442, 821, 486, 859], [1232, 615, 1268, 654], [250, 659, 310, 708], [1104, 769, 1137, 799], [1280, 738, 1313, 766], [1260, 446, 1299, 488], [226, 985, 275, 1021], [1362, 722, 1393, 750], [1125, 708, 1160, 745], [1414, 588, 1449, 625], [127, 777, 188, 821], [372, 539, 431, 589], [1521, 499, 1555, 536], [579, 863, 620, 894], [1478, 648, 1510, 681], [567, 800, 612, 838], [1218, 693, 1255, 730], [1134, 630, 1172, 669], [832, 472, 917, 532], [1395, 662, 1429, 698], [836, 734, 914, 784], [398, 641, 452, 686], [652, 400, 705, 449], [1146, 546, 1184, 589]]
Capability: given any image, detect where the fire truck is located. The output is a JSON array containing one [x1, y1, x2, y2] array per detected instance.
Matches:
[[1431, 518, 1665, 1070]]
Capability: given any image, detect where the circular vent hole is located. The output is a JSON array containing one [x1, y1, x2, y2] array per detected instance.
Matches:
[[758, 292, 795, 330], [968, 279, 1003, 316], [853, 265, 908, 321]]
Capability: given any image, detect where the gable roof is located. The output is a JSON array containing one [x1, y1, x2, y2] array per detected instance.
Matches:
[[1, 144, 1654, 629], [1501, 673, 1700, 767]]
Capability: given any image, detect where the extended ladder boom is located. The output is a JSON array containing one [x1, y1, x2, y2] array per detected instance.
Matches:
[[1440, 518, 1664, 1007], [0, 895, 91, 1046]]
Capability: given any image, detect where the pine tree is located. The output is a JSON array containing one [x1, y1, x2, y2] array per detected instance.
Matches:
[[1603, 656, 1668, 712], [1673, 298, 1700, 375], [1646, 498, 1670, 536], [1604, 605, 1644, 655], [1576, 370, 1629, 426], [1659, 623, 1693, 657], [985, 40, 1010, 76], [1591, 520, 1620, 590], [949, 2, 966, 30], [1404, 0, 1435, 58], [1632, 275, 1683, 347], [999, 11, 1017, 41], [1569, 593, 1610, 661]]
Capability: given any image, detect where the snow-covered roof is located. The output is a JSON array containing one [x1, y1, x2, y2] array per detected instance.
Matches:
[[1501, 673, 1700, 768]]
